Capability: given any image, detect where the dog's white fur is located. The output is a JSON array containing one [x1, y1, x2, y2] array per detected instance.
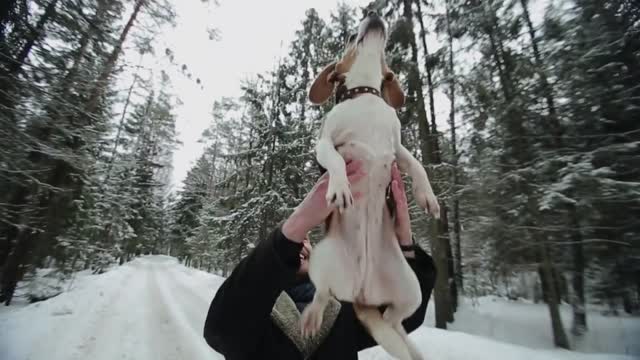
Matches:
[[300, 14, 439, 360]]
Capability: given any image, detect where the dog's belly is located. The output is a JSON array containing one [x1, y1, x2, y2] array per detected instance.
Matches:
[[309, 135, 421, 307]]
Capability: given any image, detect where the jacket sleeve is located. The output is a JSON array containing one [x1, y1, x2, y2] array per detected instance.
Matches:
[[355, 245, 437, 351], [203, 225, 302, 358]]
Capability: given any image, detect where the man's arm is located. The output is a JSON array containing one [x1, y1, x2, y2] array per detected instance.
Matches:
[[203, 225, 301, 358], [355, 245, 437, 351], [203, 160, 366, 357]]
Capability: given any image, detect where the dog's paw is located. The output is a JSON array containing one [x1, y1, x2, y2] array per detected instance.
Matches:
[[326, 176, 353, 210], [300, 302, 325, 338], [415, 190, 440, 219]]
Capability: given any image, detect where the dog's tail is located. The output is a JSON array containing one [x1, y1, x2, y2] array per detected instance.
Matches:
[[353, 305, 422, 360]]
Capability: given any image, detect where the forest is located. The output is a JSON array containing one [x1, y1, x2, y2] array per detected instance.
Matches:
[[0, 0, 638, 350]]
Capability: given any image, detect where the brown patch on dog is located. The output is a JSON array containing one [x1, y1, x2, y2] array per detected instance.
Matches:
[[309, 62, 337, 105], [309, 39, 406, 109], [309, 47, 358, 105], [381, 62, 405, 109]]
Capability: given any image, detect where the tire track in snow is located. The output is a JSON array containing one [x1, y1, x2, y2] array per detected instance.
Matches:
[[15, 257, 222, 360], [66, 265, 150, 360], [144, 259, 222, 360], [20, 262, 136, 360], [159, 265, 213, 330]]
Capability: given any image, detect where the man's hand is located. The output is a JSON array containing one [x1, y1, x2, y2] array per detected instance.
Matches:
[[282, 160, 366, 243], [390, 162, 413, 247]]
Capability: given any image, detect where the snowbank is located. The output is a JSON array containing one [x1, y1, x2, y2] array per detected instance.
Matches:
[[422, 295, 640, 356], [360, 326, 635, 360]]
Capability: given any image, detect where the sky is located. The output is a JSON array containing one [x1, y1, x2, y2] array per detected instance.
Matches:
[[138, 0, 371, 191], [127, 0, 548, 192]]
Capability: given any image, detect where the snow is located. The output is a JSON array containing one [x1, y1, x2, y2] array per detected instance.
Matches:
[[1, 256, 637, 360], [361, 327, 635, 360], [12, 268, 79, 304], [422, 296, 640, 357]]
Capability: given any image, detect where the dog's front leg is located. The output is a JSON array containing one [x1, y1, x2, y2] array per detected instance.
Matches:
[[396, 144, 440, 218], [316, 137, 353, 210]]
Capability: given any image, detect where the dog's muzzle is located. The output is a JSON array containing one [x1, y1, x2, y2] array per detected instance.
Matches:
[[363, 11, 386, 36]]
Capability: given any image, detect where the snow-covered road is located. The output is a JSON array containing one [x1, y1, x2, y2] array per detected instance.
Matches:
[[1, 256, 224, 360], [1, 256, 635, 360]]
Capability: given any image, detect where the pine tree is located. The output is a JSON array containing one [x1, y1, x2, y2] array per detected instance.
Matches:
[[0, 0, 176, 304]]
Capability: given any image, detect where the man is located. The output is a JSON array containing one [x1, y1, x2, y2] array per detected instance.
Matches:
[[203, 160, 437, 359]]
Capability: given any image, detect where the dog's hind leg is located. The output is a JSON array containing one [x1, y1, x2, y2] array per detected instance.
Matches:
[[383, 304, 425, 360], [394, 323, 424, 360], [354, 304, 413, 360]]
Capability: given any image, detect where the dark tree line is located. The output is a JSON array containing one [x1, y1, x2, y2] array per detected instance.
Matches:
[[0, 0, 183, 304]]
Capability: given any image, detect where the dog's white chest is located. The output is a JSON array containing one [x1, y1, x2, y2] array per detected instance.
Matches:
[[329, 96, 398, 154]]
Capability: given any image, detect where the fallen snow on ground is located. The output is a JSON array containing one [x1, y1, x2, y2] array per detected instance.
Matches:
[[421, 295, 640, 356], [360, 327, 635, 360], [0, 256, 637, 360]]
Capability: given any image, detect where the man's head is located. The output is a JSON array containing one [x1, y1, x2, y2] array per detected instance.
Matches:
[[298, 235, 312, 275], [308, 11, 405, 109]]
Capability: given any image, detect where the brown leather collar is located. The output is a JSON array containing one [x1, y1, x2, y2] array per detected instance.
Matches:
[[335, 83, 381, 104]]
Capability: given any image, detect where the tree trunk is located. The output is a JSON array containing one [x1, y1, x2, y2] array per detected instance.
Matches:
[[415, 0, 439, 143], [521, 0, 586, 337], [7, 0, 59, 74], [402, 0, 433, 163], [402, 0, 451, 328], [405, 4, 450, 324], [569, 204, 587, 335], [0, 228, 33, 305], [430, 217, 452, 328], [440, 205, 457, 317], [415, 0, 456, 318], [104, 64, 141, 181], [0, 180, 63, 305], [519, 0, 563, 145], [85, 0, 145, 114], [58, 0, 110, 98], [539, 241, 571, 349], [444, 0, 463, 294], [0, 0, 59, 125], [482, 1, 514, 102], [0, 185, 29, 268]]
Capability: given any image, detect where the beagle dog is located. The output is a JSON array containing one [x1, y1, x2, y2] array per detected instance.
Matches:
[[301, 11, 440, 360]]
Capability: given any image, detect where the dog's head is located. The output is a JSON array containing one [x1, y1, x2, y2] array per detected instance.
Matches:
[[308, 11, 405, 109]]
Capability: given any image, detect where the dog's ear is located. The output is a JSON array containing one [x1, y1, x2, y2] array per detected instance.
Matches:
[[309, 62, 338, 105], [382, 71, 405, 109]]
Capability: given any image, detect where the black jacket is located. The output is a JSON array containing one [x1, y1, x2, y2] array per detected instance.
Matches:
[[203, 226, 436, 359]]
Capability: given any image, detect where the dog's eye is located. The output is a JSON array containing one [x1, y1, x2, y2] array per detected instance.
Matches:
[[347, 33, 357, 43]]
